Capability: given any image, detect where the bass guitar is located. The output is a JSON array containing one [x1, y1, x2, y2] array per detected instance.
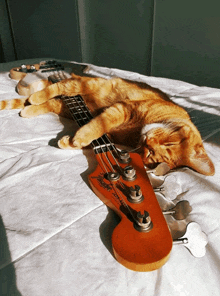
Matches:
[[60, 93, 173, 272]]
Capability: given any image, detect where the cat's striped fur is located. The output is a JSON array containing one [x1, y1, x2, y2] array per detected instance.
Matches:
[[1, 73, 214, 175]]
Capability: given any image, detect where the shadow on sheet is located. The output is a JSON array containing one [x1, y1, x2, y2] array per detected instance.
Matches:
[[0, 215, 22, 296]]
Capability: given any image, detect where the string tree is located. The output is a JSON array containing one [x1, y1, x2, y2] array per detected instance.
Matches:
[[106, 171, 120, 182]]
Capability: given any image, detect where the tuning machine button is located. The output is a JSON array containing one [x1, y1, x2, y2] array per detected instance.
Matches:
[[123, 165, 136, 181], [106, 172, 120, 181], [173, 222, 208, 257], [134, 211, 153, 233], [163, 200, 192, 220], [128, 185, 144, 203], [119, 150, 131, 163]]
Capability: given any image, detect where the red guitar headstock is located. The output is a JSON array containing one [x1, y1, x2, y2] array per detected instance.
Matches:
[[89, 148, 173, 271]]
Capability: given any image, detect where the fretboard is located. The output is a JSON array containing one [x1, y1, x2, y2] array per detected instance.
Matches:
[[48, 72, 116, 154], [61, 95, 115, 154]]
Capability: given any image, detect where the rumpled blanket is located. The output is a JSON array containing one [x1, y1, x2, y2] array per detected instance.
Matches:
[[0, 59, 220, 296]]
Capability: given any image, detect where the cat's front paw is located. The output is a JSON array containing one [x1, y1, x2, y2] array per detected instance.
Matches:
[[58, 129, 93, 150], [58, 136, 77, 149], [58, 135, 84, 150]]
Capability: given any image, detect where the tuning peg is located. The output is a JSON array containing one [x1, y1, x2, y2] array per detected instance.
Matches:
[[153, 175, 181, 201], [163, 200, 192, 220], [173, 222, 208, 257], [147, 172, 164, 189], [128, 185, 144, 203], [119, 150, 131, 163], [123, 165, 136, 181], [134, 211, 153, 233], [147, 162, 171, 176]]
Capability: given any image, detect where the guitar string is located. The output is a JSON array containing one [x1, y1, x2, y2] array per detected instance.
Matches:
[[56, 68, 121, 161], [37, 65, 112, 167], [40, 66, 137, 222], [55, 69, 121, 172], [61, 93, 137, 221], [37, 65, 136, 158], [39, 66, 127, 175], [55, 71, 138, 222], [62, 95, 117, 173], [52, 69, 116, 173], [66, 96, 137, 222], [29, 65, 111, 189], [60, 95, 114, 173], [76, 94, 122, 168]]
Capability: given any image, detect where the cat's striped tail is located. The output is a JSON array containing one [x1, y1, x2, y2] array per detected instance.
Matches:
[[0, 97, 28, 110]]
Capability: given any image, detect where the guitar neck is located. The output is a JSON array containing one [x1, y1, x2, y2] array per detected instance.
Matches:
[[61, 94, 115, 154], [49, 74, 116, 153], [50, 74, 173, 272]]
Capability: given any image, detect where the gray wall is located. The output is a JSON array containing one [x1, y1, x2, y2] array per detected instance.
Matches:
[[0, 0, 16, 61], [77, 0, 154, 75], [1, 0, 220, 87], [6, 0, 82, 62], [152, 0, 220, 88]]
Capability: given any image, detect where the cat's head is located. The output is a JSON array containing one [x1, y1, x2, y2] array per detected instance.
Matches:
[[140, 121, 215, 175]]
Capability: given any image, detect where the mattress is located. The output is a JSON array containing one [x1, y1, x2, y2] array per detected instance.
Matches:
[[0, 59, 220, 296]]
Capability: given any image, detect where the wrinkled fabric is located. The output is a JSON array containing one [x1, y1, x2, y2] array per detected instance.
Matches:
[[0, 59, 220, 296]]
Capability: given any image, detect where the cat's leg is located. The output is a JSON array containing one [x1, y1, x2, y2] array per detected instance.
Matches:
[[20, 98, 65, 118], [58, 102, 131, 149], [28, 78, 83, 105]]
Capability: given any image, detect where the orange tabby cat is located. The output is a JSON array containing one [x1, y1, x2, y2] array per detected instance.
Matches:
[[1, 73, 215, 175]]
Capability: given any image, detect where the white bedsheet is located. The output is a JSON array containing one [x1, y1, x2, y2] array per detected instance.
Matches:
[[0, 59, 220, 296]]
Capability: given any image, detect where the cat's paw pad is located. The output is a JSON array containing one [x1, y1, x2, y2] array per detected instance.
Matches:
[[58, 135, 82, 150]]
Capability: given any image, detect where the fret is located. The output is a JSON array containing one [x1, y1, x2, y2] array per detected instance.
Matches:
[[66, 105, 90, 115], [92, 134, 115, 154], [61, 95, 115, 153], [47, 77, 116, 154], [67, 112, 90, 127], [66, 106, 90, 115]]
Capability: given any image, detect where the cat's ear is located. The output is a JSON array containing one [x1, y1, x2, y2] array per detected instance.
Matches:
[[187, 147, 215, 176]]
